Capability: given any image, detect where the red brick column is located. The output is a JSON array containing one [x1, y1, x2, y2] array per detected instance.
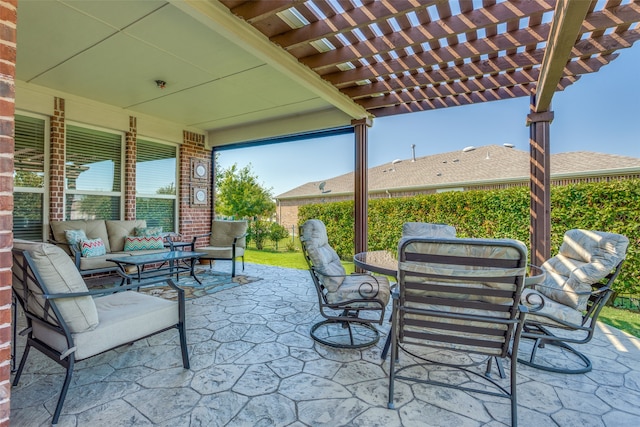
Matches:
[[124, 116, 137, 220], [179, 131, 211, 244], [49, 97, 66, 222], [0, 1, 17, 424]]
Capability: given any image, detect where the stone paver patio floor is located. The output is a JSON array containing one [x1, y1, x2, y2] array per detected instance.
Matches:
[[10, 262, 640, 426]]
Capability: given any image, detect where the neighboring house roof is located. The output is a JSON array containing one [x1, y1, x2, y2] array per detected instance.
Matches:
[[276, 145, 640, 199]]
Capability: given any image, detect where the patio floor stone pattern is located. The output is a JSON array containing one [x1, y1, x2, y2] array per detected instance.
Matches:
[[10, 262, 640, 426]]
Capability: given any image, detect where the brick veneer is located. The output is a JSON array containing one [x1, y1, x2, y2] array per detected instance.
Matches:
[[0, 1, 17, 424], [124, 116, 137, 220], [49, 97, 65, 221], [179, 131, 212, 245]]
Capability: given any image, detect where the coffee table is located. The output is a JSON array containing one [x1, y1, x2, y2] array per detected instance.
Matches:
[[108, 251, 203, 285]]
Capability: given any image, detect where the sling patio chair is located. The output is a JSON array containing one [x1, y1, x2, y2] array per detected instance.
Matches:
[[519, 229, 629, 374], [300, 219, 391, 349], [388, 236, 529, 426], [11, 239, 189, 425]]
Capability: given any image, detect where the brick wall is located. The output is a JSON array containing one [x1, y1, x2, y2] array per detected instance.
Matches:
[[124, 116, 137, 220], [49, 97, 65, 222], [179, 131, 211, 245], [0, 1, 17, 424]]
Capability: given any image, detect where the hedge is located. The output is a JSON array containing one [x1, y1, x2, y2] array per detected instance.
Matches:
[[299, 179, 639, 295]]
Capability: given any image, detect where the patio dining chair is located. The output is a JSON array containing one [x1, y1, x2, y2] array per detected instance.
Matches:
[[519, 229, 629, 374], [300, 219, 391, 349], [11, 240, 190, 425], [388, 236, 529, 426]]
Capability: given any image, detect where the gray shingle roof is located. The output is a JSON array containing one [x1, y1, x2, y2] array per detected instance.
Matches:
[[276, 145, 640, 199]]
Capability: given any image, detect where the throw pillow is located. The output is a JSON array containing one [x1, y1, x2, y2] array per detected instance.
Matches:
[[65, 229, 88, 253], [135, 226, 163, 237], [124, 235, 164, 251], [80, 238, 107, 258]]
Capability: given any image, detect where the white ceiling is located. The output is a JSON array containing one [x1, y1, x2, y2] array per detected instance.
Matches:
[[16, 0, 362, 146]]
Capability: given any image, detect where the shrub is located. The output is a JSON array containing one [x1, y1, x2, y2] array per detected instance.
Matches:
[[299, 179, 640, 295]]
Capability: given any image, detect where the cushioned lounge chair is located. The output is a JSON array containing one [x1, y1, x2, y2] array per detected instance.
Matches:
[[519, 229, 628, 374], [300, 219, 391, 349], [11, 239, 189, 425]]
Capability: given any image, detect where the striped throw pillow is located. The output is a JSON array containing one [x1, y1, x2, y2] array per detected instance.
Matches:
[[80, 238, 106, 257], [124, 236, 164, 251]]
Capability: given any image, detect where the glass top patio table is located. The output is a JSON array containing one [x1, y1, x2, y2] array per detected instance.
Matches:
[[107, 251, 203, 284], [353, 250, 397, 277]]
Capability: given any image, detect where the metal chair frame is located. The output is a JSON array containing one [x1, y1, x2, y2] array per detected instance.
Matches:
[[300, 233, 387, 349], [519, 260, 624, 374], [11, 248, 190, 425], [388, 237, 529, 426]]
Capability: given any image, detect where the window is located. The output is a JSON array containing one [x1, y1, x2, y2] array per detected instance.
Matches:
[[65, 124, 122, 220], [136, 139, 177, 232], [13, 114, 47, 240]]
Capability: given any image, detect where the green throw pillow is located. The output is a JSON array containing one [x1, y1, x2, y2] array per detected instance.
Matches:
[[124, 236, 164, 251], [135, 226, 163, 237]]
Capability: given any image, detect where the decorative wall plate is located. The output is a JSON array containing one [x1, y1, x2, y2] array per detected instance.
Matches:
[[191, 158, 209, 181], [192, 186, 207, 205]]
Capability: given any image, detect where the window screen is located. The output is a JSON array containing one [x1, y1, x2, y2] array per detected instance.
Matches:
[[13, 114, 46, 240], [136, 139, 177, 232]]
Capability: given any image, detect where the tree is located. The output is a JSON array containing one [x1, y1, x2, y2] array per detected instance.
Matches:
[[215, 163, 275, 219]]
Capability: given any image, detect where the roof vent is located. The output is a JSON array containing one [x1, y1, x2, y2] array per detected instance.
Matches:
[[462, 146, 476, 152], [504, 143, 515, 148], [392, 159, 402, 164]]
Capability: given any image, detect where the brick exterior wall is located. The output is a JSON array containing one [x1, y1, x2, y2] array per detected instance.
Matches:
[[124, 116, 137, 220], [49, 97, 65, 222], [179, 131, 212, 246], [0, 1, 17, 424]]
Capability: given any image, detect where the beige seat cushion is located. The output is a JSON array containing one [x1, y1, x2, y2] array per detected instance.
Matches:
[[13, 239, 99, 333], [326, 273, 390, 308], [32, 290, 179, 360], [521, 288, 584, 327], [196, 246, 245, 260]]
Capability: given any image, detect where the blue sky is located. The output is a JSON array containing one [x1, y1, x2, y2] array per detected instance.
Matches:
[[218, 45, 640, 197]]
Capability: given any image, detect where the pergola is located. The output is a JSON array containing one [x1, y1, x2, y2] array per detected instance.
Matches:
[[211, 0, 640, 265], [11, 0, 640, 265]]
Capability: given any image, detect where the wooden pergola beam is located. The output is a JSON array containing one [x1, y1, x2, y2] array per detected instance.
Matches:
[[534, 0, 592, 112]]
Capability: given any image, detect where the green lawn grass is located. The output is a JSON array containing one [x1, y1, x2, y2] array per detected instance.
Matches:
[[245, 247, 640, 338]]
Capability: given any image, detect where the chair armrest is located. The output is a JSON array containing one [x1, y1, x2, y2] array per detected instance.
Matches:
[[231, 232, 248, 247], [44, 277, 182, 300]]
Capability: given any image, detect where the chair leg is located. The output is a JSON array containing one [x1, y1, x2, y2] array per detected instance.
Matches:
[[231, 259, 236, 277], [12, 343, 31, 386], [178, 323, 190, 369], [52, 357, 75, 425]]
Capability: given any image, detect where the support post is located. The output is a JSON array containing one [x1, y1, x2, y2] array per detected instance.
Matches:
[[352, 118, 372, 262], [527, 95, 554, 267]]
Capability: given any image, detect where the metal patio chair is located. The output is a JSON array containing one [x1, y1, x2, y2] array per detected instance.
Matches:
[[300, 219, 391, 349], [11, 240, 189, 425], [388, 236, 529, 426], [519, 229, 629, 374]]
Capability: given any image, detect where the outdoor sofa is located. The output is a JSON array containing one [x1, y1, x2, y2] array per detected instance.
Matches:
[[49, 219, 169, 276]]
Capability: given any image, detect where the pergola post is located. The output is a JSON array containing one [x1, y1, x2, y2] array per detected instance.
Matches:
[[352, 118, 372, 259], [527, 94, 554, 266]]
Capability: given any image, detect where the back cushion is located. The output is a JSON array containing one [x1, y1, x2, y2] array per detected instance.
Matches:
[[13, 240, 99, 333], [51, 220, 111, 253], [210, 220, 248, 248], [538, 229, 629, 310], [402, 222, 456, 238], [300, 219, 346, 292], [106, 220, 147, 252]]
